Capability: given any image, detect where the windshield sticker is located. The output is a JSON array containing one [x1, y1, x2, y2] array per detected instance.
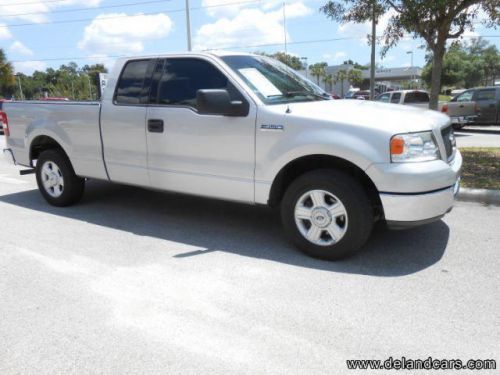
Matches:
[[238, 68, 282, 97]]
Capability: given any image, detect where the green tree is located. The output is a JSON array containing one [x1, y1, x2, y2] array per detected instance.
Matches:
[[323, 74, 334, 92], [321, 0, 500, 109], [310, 62, 328, 85], [421, 38, 499, 89], [334, 69, 348, 96], [0, 49, 16, 98], [347, 69, 364, 87]]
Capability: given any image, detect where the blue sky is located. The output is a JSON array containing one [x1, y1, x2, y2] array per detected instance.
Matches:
[[0, 0, 498, 75]]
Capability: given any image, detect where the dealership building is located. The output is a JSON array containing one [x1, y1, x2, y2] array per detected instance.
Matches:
[[299, 64, 423, 96]]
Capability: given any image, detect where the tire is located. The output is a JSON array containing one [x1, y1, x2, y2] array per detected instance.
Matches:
[[35, 149, 85, 207], [281, 169, 373, 260], [452, 123, 464, 130]]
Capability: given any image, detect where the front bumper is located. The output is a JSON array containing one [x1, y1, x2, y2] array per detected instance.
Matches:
[[377, 151, 462, 228], [3, 148, 16, 165], [382, 180, 460, 228]]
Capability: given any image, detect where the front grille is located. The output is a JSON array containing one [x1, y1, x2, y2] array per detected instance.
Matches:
[[441, 125, 454, 160]]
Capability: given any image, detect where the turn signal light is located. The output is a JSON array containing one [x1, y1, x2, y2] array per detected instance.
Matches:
[[390, 137, 405, 155]]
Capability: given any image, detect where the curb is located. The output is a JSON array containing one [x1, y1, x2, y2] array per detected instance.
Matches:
[[457, 188, 500, 206]]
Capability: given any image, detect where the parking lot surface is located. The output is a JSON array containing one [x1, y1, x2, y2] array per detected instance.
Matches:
[[456, 126, 500, 148], [0, 139, 499, 374]]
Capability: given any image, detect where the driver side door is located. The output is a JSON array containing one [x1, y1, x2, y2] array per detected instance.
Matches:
[[145, 57, 257, 203]]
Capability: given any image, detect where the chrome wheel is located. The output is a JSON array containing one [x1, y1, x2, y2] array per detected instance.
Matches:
[[294, 189, 348, 246], [41, 161, 64, 198]]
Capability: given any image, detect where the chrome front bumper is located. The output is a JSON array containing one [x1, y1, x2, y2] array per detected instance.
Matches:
[[381, 179, 460, 228], [3, 148, 16, 165]]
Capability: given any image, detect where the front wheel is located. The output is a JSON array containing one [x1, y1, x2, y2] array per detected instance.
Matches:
[[36, 149, 85, 207], [281, 169, 374, 260]]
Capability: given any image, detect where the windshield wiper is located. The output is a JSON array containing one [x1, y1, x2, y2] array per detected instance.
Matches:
[[267, 91, 329, 100], [284, 91, 329, 99]]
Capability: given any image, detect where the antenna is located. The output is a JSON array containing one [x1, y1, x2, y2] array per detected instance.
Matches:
[[282, 1, 291, 113]]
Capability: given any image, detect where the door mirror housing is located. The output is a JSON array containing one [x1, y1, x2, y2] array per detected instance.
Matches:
[[197, 89, 248, 116]]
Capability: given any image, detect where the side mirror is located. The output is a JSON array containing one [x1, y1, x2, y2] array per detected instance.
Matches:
[[197, 89, 248, 116]]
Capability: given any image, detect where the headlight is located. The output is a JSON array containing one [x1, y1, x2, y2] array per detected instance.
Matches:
[[390, 131, 440, 162]]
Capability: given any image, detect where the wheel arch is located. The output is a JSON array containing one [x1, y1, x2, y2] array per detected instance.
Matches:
[[268, 154, 383, 218], [30, 135, 70, 166]]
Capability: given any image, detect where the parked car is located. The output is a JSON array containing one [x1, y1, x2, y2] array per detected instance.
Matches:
[[448, 87, 500, 125], [2, 52, 461, 260], [376, 90, 478, 129], [0, 99, 10, 135], [375, 90, 430, 108], [345, 90, 370, 100]]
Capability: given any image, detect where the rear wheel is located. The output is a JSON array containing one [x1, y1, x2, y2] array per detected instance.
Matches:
[[281, 169, 373, 260], [36, 149, 85, 206]]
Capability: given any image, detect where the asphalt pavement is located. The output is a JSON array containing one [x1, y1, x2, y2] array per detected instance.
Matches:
[[1, 137, 499, 374], [455, 125, 500, 148]]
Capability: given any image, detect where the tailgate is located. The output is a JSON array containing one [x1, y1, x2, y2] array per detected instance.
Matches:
[[447, 101, 476, 117]]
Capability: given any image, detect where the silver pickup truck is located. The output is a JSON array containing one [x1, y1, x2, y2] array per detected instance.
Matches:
[[2, 52, 461, 260]]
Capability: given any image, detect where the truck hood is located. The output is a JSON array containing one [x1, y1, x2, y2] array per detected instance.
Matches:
[[279, 99, 450, 133]]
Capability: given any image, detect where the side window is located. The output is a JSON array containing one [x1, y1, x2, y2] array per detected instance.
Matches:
[[456, 91, 473, 102], [114, 59, 152, 104], [152, 58, 240, 109], [376, 93, 390, 102], [390, 92, 401, 103], [474, 89, 495, 101]]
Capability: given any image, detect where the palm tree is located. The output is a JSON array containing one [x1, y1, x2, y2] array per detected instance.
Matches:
[[0, 49, 16, 98], [347, 69, 364, 88], [322, 74, 333, 93], [309, 62, 327, 85], [334, 69, 348, 97]]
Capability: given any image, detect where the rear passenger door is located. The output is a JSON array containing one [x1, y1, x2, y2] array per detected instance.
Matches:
[[472, 88, 497, 124], [145, 57, 257, 203], [101, 59, 155, 185]]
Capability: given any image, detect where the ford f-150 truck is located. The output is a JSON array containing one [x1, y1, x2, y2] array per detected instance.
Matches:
[[2, 52, 461, 260]]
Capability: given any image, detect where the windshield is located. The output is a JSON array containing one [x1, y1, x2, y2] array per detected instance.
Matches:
[[221, 55, 329, 105]]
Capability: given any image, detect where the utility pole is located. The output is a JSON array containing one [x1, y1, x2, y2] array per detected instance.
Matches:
[[185, 0, 192, 51], [407, 50, 414, 89], [16, 74, 24, 100], [369, 0, 376, 100]]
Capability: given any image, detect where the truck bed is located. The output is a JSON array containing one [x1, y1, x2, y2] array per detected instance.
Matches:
[[3, 101, 108, 180]]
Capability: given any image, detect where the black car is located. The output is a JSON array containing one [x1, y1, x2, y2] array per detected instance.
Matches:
[[450, 86, 500, 125]]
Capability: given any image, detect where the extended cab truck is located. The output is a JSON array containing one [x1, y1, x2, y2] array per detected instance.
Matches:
[[375, 90, 478, 129], [2, 52, 462, 260], [448, 86, 500, 126]]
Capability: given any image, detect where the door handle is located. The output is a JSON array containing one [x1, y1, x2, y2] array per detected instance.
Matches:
[[148, 119, 164, 133]]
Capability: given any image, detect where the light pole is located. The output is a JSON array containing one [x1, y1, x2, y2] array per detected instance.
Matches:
[[185, 0, 192, 51], [369, 0, 376, 100], [407, 50, 414, 89], [15, 74, 24, 101], [300, 57, 308, 78]]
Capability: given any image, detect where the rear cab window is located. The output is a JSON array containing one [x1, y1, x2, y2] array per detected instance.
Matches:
[[403, 91, 429, 104], [114, 59, 154, 105]]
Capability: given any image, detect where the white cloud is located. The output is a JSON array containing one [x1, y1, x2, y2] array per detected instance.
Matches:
[[13, 60, 46, 74], [9, 41, 34, 56], [0, 0, 102, 23], [194, 1, 312, 51], [78, 13, 173, 54], [322, 51, 347, 64], [0, 23, 11, 39]]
